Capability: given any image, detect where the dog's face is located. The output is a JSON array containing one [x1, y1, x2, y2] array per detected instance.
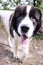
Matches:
[[10, 5, 42, 44]]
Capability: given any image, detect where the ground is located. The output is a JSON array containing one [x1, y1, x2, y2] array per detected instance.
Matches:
[[0, 11, 43, 65]]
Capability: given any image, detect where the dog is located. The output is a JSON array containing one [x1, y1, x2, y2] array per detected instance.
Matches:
[[0, 5, 42, 61]]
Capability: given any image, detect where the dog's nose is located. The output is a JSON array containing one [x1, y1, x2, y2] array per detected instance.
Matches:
[[21, 26, 29, 33]]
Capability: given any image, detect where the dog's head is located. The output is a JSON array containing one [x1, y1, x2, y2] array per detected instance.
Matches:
[[10, 5, 42, 44]]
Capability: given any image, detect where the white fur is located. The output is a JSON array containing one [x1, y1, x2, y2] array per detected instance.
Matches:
[[0, 10, 13, 34]]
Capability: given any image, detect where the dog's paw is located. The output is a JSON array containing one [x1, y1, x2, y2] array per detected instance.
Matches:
[[13, 53, 22, 63]]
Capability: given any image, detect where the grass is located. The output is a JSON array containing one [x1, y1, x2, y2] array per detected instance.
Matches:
[[35, 34, 43, 40]]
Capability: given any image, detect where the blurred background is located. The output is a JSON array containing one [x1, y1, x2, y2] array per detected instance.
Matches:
[[0, 0, 43, 10]]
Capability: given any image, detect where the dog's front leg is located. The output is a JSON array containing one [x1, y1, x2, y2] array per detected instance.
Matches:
[[8, 35, 17, 58], [19, 43, 29, 61]]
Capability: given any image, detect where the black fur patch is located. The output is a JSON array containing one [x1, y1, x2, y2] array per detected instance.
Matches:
[[29, 6, 42, 35], [10, 5, 27, 37]]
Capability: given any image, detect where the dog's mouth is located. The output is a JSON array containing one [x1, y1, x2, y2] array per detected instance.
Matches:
[[19, 34, 28, 45]]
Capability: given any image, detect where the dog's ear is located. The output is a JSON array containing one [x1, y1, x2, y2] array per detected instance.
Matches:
[[9, 5, 26, 36], [10, 25, 14, 38], [35, 8, 42, 22], [33, 7, 42, 35], [9, 13, 14, 38]]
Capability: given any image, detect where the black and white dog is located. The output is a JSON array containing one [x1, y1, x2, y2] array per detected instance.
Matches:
[[0, 5, 42, 61]]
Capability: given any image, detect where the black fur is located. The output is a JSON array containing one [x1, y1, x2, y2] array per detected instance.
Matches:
[[29, 6, 42, 35], [10, 5, 26, 37]]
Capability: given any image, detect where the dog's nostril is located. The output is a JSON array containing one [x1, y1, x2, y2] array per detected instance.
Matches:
[[21, 26, 29, 33]]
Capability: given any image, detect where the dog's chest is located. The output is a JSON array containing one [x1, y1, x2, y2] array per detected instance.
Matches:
[[15, 35, 30, 55]]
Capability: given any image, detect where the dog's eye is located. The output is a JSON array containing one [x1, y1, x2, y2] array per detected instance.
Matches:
[[31, 18, 37, 26], [17, 13, 25, 21], [33, 19, 36, 25], [17, 16, 23, 22]]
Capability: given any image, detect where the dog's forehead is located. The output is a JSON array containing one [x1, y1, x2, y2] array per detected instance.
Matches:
[[15, 5, 26, 13]]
